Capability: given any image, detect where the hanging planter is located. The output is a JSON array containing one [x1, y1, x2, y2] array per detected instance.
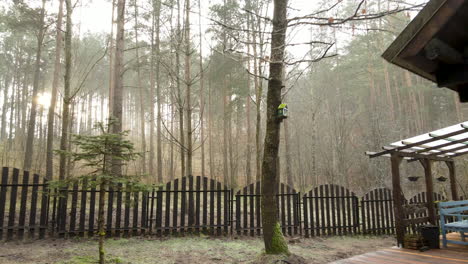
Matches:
[[436, 176, 448, 182], [407, 176, 420, 182]]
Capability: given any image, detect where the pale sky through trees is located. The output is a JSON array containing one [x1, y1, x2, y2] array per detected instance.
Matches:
[[0, 0, 425, 73]]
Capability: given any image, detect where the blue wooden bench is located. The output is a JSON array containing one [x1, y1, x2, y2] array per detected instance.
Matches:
[[439, 200, 468, 247]]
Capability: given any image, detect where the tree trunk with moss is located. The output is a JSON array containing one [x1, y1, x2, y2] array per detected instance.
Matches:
[[261, 0, 289, 255]]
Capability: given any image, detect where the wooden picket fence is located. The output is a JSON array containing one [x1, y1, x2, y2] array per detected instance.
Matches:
[[0, 167, 458, 240]]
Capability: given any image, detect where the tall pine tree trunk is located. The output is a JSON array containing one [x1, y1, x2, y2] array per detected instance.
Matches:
[[184, 0, 193, 177], [23, 0, 46, 171], [110, 0, 126, 177], [59, 0, 72, 180], [133, 2, 146, 174], [198, 0, 205, 178], [176, 0, 185, 177], [155, 0, 163, 183], [1, 75, 10, 140]]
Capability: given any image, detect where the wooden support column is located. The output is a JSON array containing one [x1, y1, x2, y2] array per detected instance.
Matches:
[[420, 159, 436, 225], [445, 161, 459, 200], [391, 153, 405, 247]]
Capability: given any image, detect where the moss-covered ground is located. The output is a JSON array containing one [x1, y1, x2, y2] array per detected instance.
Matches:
[[0, 235, 395, 264]]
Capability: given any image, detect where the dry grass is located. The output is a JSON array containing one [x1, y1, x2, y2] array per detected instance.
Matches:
[[0, 235, 395, 264]]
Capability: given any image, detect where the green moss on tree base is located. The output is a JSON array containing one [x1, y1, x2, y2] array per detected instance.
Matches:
[[266, 222, 289, 255]]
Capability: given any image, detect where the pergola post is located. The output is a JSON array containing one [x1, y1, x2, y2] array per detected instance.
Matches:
[[445, 160, 459, 200], [420, 159, 436, 225], [391, 153, 405, 247]]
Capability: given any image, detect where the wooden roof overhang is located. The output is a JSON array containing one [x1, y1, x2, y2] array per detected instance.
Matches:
[[382, 0, 468, 101], [366, 122, 468, 247]]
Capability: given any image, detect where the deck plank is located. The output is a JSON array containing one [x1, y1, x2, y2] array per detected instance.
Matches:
[[331, 233, 468, 264]]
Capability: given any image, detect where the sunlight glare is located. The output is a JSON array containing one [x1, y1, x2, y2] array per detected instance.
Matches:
[[37, 92, 52, 109]]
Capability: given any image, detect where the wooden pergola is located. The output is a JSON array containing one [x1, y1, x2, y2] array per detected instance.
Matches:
[[366, 122, 467, 247], [382, 0, 468, 101]]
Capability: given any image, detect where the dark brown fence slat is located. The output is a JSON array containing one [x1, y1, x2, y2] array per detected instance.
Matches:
[[39, 178, 48, 239], [123, 184, 131, 237], [326, 185, 332, 235], [0, 167, 9, 240], [376, 190, 382, 235], [188, 176, 194, 232], [249, 184, 254, 236], [216, 182, 222, 236], [330, 185, 336, 236], [286, 185, 292, 236], [69, 182, 79, 236], [317, 185, 324, 236], [293, 189, 299, 235], [180, 177, 186, 234], [255, 183, 261, 235], [149, 187, 155, 234], [51, 189, 57, 235], [18, 170, 29, 240], [195, 176, 201, 233], [345, 188, 351, 234], [370, 192, 378, 235], [362, 192, 368, 235], [7, 168, 19, 240], [353, 194, 359, 234], [280, 184, 286, 235], [29, 174, 40, 238], [106, 186, 114, 237], [209, 179, 214, 236], [141, 191, 147, 234], [223, 184, 229, 235], [202, 177, 207, 234], [79, 179, 88, 237], [88, 186, 96, 237], [172, 179, 179, 235], [242, 187, 247, 236], [132, 191, 139, 236], [313, 188, 319, 236], [115, 183, 123, 237], [384, 189, 391, 234], [156, 187, 163, 235], [236, 191, 241, 236], [58, 184, 69, 238], [340, 186, 346, 235], [335, 185, 341, 235], [165, 182, 171, 235], [303, 192, 309, 237], [379, 189, 386, 234]]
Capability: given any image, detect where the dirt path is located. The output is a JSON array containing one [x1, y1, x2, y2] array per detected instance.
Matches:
[[0, 235, 395, 264]]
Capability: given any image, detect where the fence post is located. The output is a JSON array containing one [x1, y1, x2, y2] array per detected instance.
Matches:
[[0, 167, 9, 240]]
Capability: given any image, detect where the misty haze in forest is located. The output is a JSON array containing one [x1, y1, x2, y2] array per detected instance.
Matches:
[[0, 0, 466, 200]]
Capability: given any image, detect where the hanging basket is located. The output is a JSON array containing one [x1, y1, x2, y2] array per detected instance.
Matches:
[[436, 176, 447, 182], [407, 176, 420, 182]]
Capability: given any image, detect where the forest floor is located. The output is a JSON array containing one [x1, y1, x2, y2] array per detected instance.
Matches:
[[0, 235, 395, 264]]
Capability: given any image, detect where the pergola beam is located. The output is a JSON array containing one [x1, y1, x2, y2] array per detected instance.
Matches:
[[407, 145, 468, 162], [414, 135, 468, 154], [369, 125, 468, 158], [396, 151, 453, 162]]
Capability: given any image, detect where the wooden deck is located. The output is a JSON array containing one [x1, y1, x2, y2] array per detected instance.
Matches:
[[332, 233, 468, 264]]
